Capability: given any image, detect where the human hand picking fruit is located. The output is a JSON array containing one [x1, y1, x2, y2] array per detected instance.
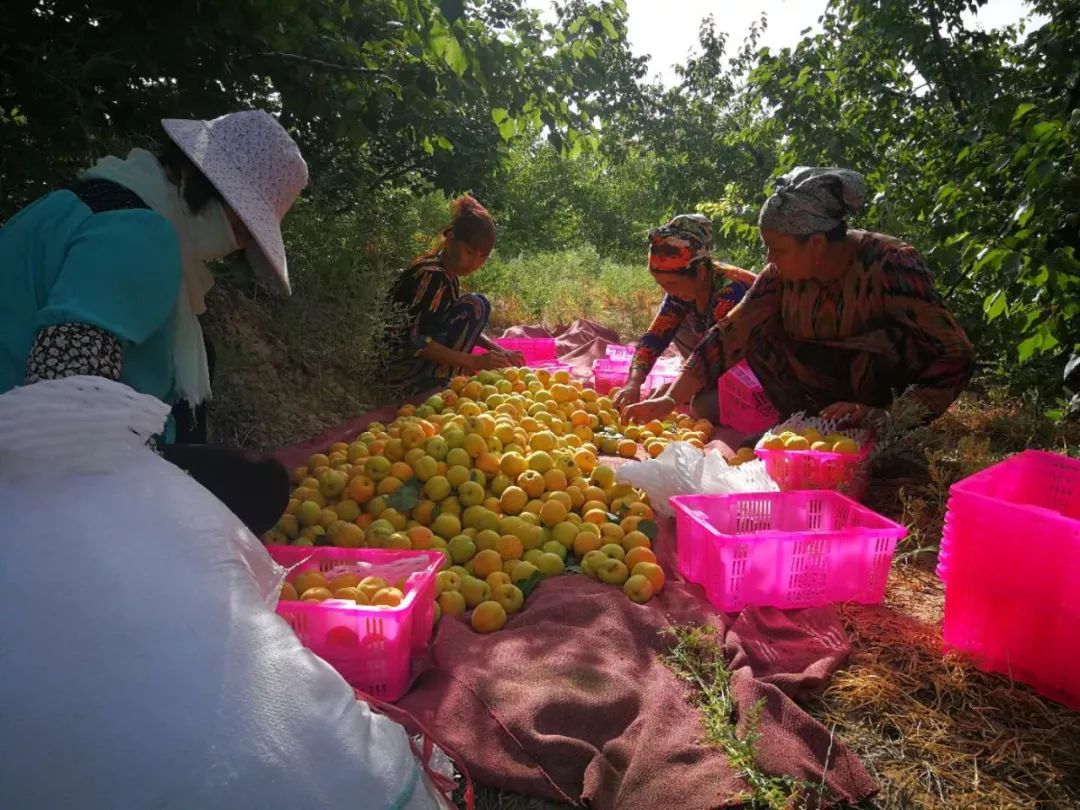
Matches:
[[493, 349, 525, 367], [621, 395, 675, 425], [612, 383, 642, 411], [471, 351, 517, 371]]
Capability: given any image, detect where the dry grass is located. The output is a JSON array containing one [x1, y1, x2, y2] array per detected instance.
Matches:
[[815, 566, 1080, 810]]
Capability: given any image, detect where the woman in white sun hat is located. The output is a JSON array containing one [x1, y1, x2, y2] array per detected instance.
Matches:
[[0, 109, 308, 534]]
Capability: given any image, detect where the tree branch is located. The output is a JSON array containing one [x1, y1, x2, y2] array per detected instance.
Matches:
[[366, 159, 425, 192], [248, 51, 395, 82]]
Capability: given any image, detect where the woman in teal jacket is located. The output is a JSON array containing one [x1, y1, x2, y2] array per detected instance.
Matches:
[[0, 109, 308, 534]]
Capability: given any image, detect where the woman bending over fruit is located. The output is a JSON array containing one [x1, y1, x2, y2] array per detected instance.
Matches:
[[623, 167, 975, 428], [612, 214, 756, 416], [0, 110, 307, 534], [385, 195, 523, 393]]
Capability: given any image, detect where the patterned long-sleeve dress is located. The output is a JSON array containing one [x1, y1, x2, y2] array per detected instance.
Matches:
[[686, 231, 975, 419], [629, 261, 757, 377], [385, 255, 491, 390]]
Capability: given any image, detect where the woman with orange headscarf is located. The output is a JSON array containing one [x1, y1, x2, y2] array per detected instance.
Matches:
[[613, 214, 755, 419]]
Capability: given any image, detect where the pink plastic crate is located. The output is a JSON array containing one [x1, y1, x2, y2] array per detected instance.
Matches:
[[591, 358, 629, 395], [755, 441, 873, 501], [936, 450, 1080, 709], [267, 546, 443, 701], [718, 361, 780, 434], [605, 343, 637, 362], [493, 337, 557, 364], [670, 491, 906, 612], [645, 358, 680, 392], [590, 358, 677, 395]]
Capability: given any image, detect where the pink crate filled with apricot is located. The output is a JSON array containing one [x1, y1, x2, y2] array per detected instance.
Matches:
[[268, 546, 443, 701], [717, 361, 780, 434], [755, 431, 873, 501], [936, 450, 1080, 709], [670, 491, 905, 612]]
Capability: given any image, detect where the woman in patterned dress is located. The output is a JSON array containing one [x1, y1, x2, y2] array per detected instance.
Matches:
[[622, 167, 975, 427], [612, 214, 756, 414], [0, 110, 308, 534], [385, 195, 523, 393]]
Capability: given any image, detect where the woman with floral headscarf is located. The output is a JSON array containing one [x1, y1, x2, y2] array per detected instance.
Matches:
[[612, 214, 756, 414], [623, 167, 975, 428]]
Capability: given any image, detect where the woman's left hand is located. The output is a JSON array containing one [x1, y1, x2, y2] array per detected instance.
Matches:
[[503, 350, 526, 367], [482, 349, 523, 369], [623, 396, 677, 425], [819, 402, 887, 424]]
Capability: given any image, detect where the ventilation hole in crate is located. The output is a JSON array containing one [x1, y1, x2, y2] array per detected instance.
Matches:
[[834, 501, 851, 530], [729, 545, 749, 596], [787, 540, 829, 602]]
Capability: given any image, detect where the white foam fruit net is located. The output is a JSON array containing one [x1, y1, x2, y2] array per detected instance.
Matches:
[[616, 441, 778, 517], [754, 412, 873, 448]]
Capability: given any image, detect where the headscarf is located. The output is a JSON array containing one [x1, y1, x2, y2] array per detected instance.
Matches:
[[81, 148, 240, 409], [648, 213, 713, 273], [758, 167, 867, 235]]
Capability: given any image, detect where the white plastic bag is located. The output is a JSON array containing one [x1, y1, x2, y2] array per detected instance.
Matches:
[[0, 377, 445, 810], [616, 441, 778, 516]]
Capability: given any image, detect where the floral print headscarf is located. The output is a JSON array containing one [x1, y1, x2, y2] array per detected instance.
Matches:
[[758, 167, 867, 235], [648, 213, 713, 273]]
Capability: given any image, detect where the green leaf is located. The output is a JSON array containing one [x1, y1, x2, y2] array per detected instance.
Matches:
[[387, 477, 423, 511], [491, 108, 509, 125], [984, 291, 1007, 321], [442, 30, 468, 76], [497, 116, 517, 141], [1012, 102, 1036, 123], [598, 14, 617, 39], [434, 134, 454, 152], [420, 136, 435, 156], [426, 21, 449, 58], [639, 520, 657, 541], [514, 570, 544, 598], [1018, 334, 1041, 363]]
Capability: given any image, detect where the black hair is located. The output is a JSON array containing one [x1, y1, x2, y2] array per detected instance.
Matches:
[[795, 222, 847, 244], [157, 133, 225, 214]]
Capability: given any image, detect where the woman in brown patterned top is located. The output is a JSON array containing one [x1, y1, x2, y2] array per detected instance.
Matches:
[[622, 167, 975, 427]]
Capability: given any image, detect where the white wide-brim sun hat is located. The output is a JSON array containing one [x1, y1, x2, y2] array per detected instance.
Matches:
[[162, 110, 308, 296]]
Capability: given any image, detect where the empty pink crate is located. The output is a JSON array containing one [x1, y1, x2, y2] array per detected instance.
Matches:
[[755, 442, 873, 501], [267, 546, 444, 701], [591, 358, 629, 394], [670, 491, 906, 612], [936, 450, 1080, 709], [590, 358, 678, 395], [718, 361, 779, 434], [494, 337, 557, 364], [605, 343, 637, 362]]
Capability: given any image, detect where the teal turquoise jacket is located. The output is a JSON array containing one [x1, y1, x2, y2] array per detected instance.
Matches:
[[0, 188, 183, 419]]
